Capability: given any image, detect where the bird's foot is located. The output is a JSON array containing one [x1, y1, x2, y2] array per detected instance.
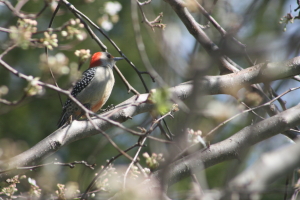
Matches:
[[100, 104, 115, 113]]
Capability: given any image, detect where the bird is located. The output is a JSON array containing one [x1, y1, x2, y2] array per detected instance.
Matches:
[[57, 52, 124, 128]]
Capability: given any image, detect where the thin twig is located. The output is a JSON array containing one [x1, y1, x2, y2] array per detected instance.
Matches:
[[0, 0, 48, 19], [60, 0, 152, 93], [0, 44, 17, 59], [113, 65, 140, 94], [86, 114, 134, 161], [0, 58, 145, 136], [131, 0, 175, 139], [0, 94, 27, 106], [46, 3, 63, 107], [136, 0, 166, 31], [123, 137, 148, 189], [205, 86, 300, 138], [270, 89, 287, 111], [81, 144, 140, 200], [138, 0, 151, 6], [60, 0, 141, 95], [193, 1, 289, 118], [0, 160, 96, 174], [131, 0, 165, 88], [123, 110, 176, 187], [0, 27, 11, 32], [240, 102, 265, 120], [193, 0, 252, 68], [15, 0, 28, 12]]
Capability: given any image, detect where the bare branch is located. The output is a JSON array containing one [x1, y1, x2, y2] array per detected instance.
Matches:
[[1, 55, 300, 182], [0, 94, 27, 106], [227, 138, 300, 196], [153, 103, 300, 185], [0, 0, 48, 19], [81, 144, 140, 199], [137, 0, 152, 6], [205, 86, 300, 138], [136, 0, 166, 31], [165, 0, 241, 73], [123, 137, 148, 189]]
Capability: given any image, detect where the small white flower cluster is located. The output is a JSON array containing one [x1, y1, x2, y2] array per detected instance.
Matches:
[[0, 85, 8, 97], [39, 53, 69, 76], [24, 76, 44, 96], [2, 175, 26, 198], [279, 13, 294, 32], [28, 177, 41, 198], [187, 128, 206, 147], [55, 182, 80, 199], [143, 152, 165, 171], [95, 164, 118, 191], [61, 18, 86, 41], [74, 49, 91, 63], [9, 19, 38, 49], [42, 32, 58, 50], [98, 1, 122, 31]]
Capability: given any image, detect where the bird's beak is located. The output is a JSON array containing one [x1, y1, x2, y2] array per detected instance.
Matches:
[[113, 57, 124, 61]]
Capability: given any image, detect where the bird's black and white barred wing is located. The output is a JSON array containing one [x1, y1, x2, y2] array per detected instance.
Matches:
[[57, 67, 96, 128]]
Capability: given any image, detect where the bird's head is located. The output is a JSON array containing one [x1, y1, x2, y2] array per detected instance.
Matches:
[[89, 52, 124, 68]]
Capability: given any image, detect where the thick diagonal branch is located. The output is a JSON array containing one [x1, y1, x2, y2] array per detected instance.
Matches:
[[152, 104, 300, 185], [0, 56, 300, 181]]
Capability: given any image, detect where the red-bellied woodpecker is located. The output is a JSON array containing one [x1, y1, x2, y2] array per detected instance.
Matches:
[[57, 52, 124, 128]]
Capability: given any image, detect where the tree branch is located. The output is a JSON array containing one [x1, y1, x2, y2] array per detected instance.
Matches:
[[226, 138, 300, 197], [1, 56, 300, 181], [153, 103, 300, 185], [164, 0, 241, 73]]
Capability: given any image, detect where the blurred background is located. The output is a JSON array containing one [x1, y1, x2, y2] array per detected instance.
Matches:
[[0, 0, 300, 199]]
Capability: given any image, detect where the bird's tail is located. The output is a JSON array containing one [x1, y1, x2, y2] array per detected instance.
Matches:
[[57, 108, 84, 128], [57, 110, 69, 128]]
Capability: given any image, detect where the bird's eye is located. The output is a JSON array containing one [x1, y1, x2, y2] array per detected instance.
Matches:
[[107, 54, 112, 59]]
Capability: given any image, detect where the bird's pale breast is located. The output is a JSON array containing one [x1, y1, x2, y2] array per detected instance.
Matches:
[[75, 66, 115, 112]]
